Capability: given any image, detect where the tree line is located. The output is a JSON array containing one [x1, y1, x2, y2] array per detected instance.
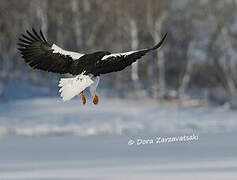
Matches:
[[0, 0, 237, 106]]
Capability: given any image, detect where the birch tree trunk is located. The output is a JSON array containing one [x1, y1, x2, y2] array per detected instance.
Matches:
[[221, 27, 237, 106], [0, 52, 10, 99], [70, 0, 83, 49], [129, 19, 140, 90], [36, 1, 48, 36], [153, 12, 168, 99], [222, 27, 237, 88], [29, 0, 48, 84], [30, 0, 48, 35], [178, 42, 195, 105]]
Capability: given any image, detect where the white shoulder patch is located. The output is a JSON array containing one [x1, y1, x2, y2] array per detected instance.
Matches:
[[101, 50, 142, 60], [52, 44, 84, 60], [58, 73, 93, 102]]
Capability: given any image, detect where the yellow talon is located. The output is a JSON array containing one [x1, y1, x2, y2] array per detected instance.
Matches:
[[93, 94, 99, 105], [80, 92, 86, 105]]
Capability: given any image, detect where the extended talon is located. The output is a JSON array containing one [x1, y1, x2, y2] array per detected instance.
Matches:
[[80, 92, 86, 105], [93, 94, 99, 105]]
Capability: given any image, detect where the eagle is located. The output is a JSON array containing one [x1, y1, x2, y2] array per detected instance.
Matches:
[[18, 28, 167, 105]]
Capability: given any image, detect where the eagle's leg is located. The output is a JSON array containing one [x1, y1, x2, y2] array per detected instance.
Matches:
[[80, 91, 86, 105], [93, 94, 99, 105]]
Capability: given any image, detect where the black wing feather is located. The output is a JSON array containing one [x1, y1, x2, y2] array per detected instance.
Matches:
[[18, 29, 167, 76], [39, 29, 48, 44], [18, 29, 82, 75], [94, 33, 168, 75]]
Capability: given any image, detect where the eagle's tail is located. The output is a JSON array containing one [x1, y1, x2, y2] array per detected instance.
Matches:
[[58, 74, 94, 102]]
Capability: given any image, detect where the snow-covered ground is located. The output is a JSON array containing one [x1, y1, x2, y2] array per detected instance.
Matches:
[[0, 133, 237, 180], [0, 97, 237, 136], [0, 97, 237, 179]]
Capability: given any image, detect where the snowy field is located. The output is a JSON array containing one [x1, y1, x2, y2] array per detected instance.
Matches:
[[0, 97, 237, 179], [0, 133, 237, 180], [1, 97, 237, 136]]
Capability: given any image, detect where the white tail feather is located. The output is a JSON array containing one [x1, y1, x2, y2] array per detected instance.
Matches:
[[59, 74, 94, 102]]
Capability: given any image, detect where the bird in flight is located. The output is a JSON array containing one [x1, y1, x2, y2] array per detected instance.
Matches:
[[18, 28, 167, 105]]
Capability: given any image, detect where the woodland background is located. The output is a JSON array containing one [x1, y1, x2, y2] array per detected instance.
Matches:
[[1, 0, 237, 107], [1, 2, 237, 178]]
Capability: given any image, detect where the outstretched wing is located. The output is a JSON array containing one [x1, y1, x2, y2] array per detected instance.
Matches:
[[93, 33, 168, 75], [18, 28, 84, 75]]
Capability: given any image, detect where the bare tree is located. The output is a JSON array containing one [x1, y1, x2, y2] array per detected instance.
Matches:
[[221, 27, 237, 105], [178, 42, 195, 105], [146, 1, 169, 99], [70, 0, 83, 49], [153, 12, 168, 99], [0, 0, 236, 105], [129, 18, 140, 90]]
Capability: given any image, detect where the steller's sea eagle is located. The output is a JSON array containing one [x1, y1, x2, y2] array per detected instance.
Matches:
[[18, 28, 167, 104]]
